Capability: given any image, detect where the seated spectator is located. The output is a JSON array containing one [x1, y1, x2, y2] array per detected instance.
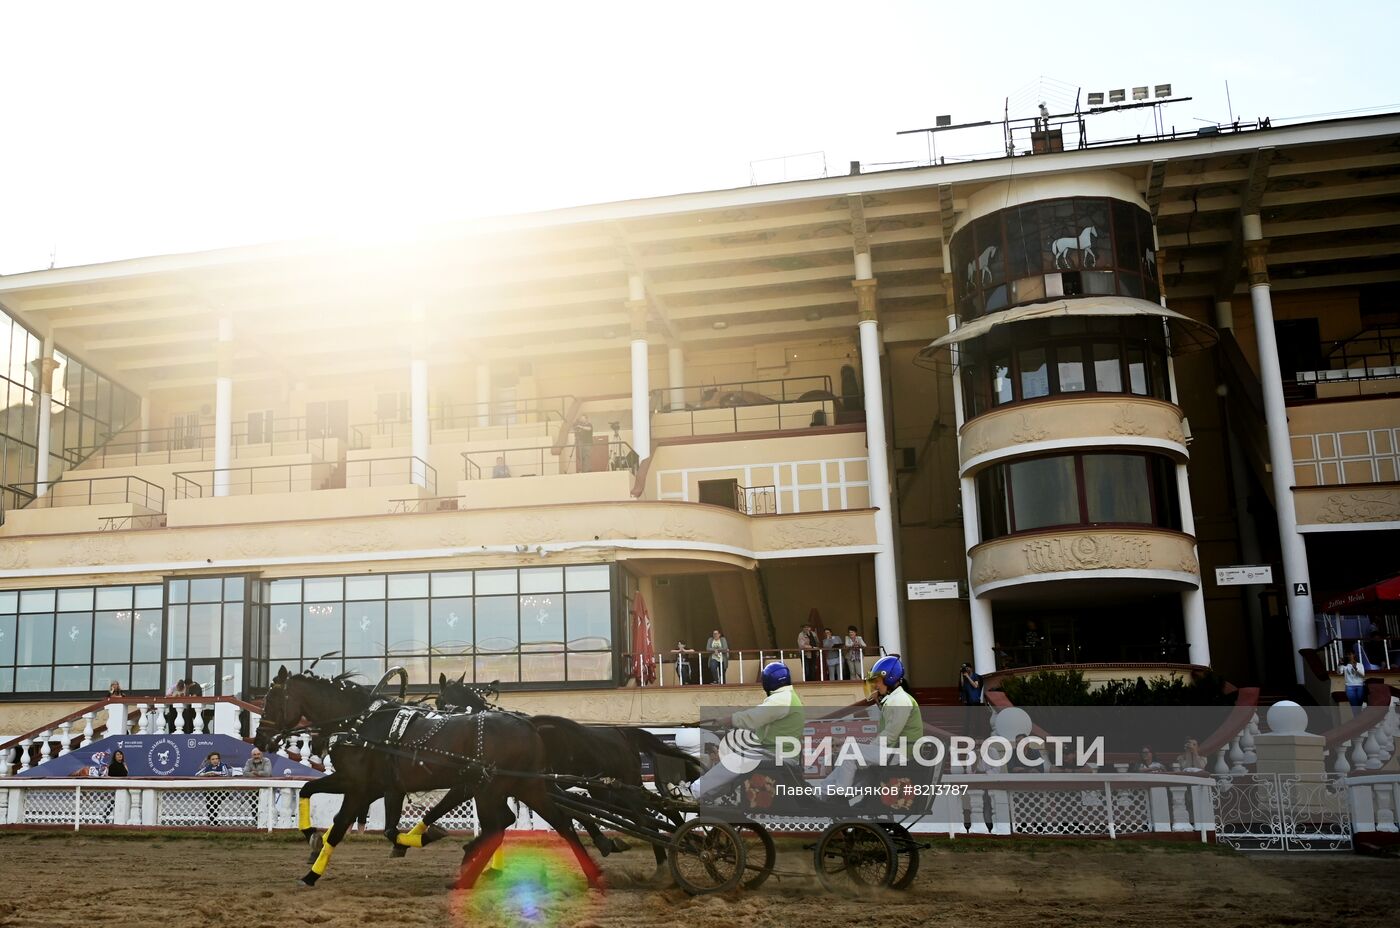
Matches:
[[107, 749, 129, 778], [492, 455, 511, 478], [1176, 738, 1208, 771], [1132, 746, 1164, 772], [672, 641, 696, 685], [242, 747, 273, 777], [197, 752, 232, 827]]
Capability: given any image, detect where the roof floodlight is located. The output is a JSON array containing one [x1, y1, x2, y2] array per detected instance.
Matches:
[[935, 115, 952, 127], [1132, 86, 1148, 100], [1087, 92, 1104, 106], [1155, 83, 1172, 98], [1109, 89, 1126, 103]]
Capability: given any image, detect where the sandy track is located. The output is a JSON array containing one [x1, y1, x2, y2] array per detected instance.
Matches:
[[0, 832, 1395, 928]]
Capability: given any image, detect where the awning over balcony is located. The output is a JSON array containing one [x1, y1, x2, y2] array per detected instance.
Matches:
[[1320, 574, 1400, 614], [917, 296, 1217, 365]]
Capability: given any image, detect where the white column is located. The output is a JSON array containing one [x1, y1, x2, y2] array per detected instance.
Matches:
[[213, 316, 234, 497], [1165, 346, 1211, 667], [1213, 299, 1234, 332], [855, 257, 903, 656], [1243, 216, 1315, 683], [409, 303, 429, 489], [33, 338, 56, 497], [947, 312, 996, 674], [627, 275, 651, 461], [667, 345, 685, 412], [475, 364, 491, 428]]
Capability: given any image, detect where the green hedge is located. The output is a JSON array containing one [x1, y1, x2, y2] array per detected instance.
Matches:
[[999, 669, 1232, 706]]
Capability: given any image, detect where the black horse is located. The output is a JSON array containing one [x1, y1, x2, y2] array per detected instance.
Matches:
[[437, 673, 703, 877], [254, 666, 604, 890]]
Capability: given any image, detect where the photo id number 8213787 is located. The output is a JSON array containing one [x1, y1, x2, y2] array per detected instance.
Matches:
[[903, 783, 968, 797]]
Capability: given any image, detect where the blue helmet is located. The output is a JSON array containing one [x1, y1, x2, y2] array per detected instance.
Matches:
[[759, 661, 792, 694], [868, 655, 905, 687]]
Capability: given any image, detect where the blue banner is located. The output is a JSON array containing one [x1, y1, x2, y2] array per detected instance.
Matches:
[[17, 733, 323, 779]]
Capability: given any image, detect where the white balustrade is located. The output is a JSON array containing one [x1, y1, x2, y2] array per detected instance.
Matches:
[[162, 704, 178, 735], [1351, 736, 1369, 770], [1240, 713, 1258, 765], [110, 703, 128, 737], [128, 788, 142, 825], [38, 733, 53, 765], [196, 702, 209, 735], [1334, 741, 1352, 774], [1363, 728, 1384, 770], [80, 713, 95, 747], [1375, 784, 1398, 833], [1212, 746, 1230, 777], [1227, 736, 1247, 774], [18, 739, 33, 774], [56, 722, 72, 757], [1169, 786, 1192, 832]]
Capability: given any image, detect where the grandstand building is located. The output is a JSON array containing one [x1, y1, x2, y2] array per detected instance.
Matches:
[[1, 111, 1399, 734]]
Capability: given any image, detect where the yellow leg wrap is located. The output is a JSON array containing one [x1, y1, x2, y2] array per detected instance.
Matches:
[[298, 798, 311, 831], [394, 832, 424, 848], [488, 848, 505, 872], [408, 821, 428, 837], [310, 831, 335, 875]]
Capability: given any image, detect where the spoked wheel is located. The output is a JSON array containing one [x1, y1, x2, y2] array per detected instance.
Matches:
[[813, 821, 896, 894], [734, 821, 776, 890], [877, 822, 922, 890], [667, 817, 748, 895]]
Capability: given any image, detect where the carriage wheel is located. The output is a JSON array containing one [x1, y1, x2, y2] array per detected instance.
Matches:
[[877, 822, 921, 890], [812, 821, 895, 894], [734, 821, 776, 890], [667, 818, 748, 895]]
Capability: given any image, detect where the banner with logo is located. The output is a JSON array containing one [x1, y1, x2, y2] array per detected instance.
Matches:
[[17, 733, 323, 778]]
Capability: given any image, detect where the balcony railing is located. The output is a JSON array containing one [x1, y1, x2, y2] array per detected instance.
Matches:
[[64, 420, 330, 468], [666, 375, 836, 408], [345, 456, 437, 494], [1319, 637, 1400, 673], [173, 462, 334, 498], [98, 513, 168, 531], [735, 484, 778, 516], [349, 395, 574, 450], [1293, 427, 1400, 485], [10, 475, 165, 511], [463, 441, 637, 480], [633, 646, 884, 687], [388, 496, 464, 514]]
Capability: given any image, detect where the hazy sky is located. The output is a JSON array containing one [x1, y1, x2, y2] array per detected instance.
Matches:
[[1, 1, 1395, 274]]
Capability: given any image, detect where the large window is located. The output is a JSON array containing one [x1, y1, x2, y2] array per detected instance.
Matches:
[[950, 195, 1159, 321], [961, 316, 1170, 419], [0, 584, 164, 695], [261, 565, 615, 687], [976, 452, 1181, 541]]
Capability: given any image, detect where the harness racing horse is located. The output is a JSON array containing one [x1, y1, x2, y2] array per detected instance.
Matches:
[[437, 674, 703, 877], [254, 666, 605, 890]]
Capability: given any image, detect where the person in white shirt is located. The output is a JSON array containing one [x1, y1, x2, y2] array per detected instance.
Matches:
[[843, 626, 867, 681], [705, 629, 729, 684], [1340, 650, 1368, 708]]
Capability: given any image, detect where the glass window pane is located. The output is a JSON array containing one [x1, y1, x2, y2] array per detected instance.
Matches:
[[431, 598, 473, 654], [0, 668, 12, 693], [133, 608, 162, 661], [476, 570, 517, 596], [135, 584, 163, 609], [565, 565, 610, 592], [475, 596, 518, 653], [520, 567, 563, 594], [1056, 345, 1086, 392], [1127, 346, 1149, 395], [223, 577, 245, 601], [302, 603, 342, 657], [475, 653, 518, 685], [1009, 457, 1079, 531], [1083, 455, 1153, 523], [131, 663, 160, 690], [93, 664, 128, 691], [519, 594, 563, 649], [188, 603, 220, 656], [1018, 348, 1049, 400], [345, 575, 385, 600], [566, 592, 611, 650], [344, 601, 386, 655], [55, 665, 91, 691], [223, 603, 244, 657], [566, 652, 611, 682], [1092, 343, 1123, 392], [0, 591, 16, 613], [992, 356, 1013, 405], [0, 614, 15, 663], [17, 613, 54, 664], [387, 573, 429, 599], [431, 571, 472, 597], [168, 579, 188, 604], [166, 604, 187, 659], [269, 604, 302, 660], [343, 656, 385, 683], [386, 600, 429, 653], [20, 589, 55, 613], [521, 652, 566, 683], [268, 579, 302, 604], [93, 610, 132, 662], [17, 666, 52, 692], [57, 587, 94, 611], [55, 612, 93, 663], [189, 578, 222, 603], [304, 576, 343, 603], [396, 655, 430, 686], [1149, 349, 1169, 401]]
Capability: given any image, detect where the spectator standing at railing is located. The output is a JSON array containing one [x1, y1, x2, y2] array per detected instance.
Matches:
[[573, 414, 594, 472], [107, 680, 124, 697], [843, 626, 867, 681], [1340, 650, 1368, 707], [797, 624, 820, 681], [673, 641, 696, 685], [706, 629, 729, 684], [822, 628, 843, 681], [958, 662, 986, 738], [492, 455, 511, 479]]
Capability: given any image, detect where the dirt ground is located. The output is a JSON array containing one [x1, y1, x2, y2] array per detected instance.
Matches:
[[0, 831, 1396, 928]]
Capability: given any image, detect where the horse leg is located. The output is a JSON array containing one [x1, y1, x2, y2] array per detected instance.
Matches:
[[298, 771, 365, 862], [385, 787, 457, 857], [299, 792, 369, 887], [451, 792, 510, 891], [515, 781, 606, 890]]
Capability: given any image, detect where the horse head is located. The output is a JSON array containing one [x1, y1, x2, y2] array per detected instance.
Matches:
[[253, 664, 297, 751], [437, 672, 494, 714]]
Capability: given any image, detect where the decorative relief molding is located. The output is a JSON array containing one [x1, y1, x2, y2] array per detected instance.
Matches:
[[964, 435, 993, 458], [1009, 414, 1049, 444], [973, 564, 1001, 585], [1021, 534, 1152, 573], [1111, 405, 1150, 436], [1165, 425, 1186, 445], [1175, 552, 1201, 574], [1314, 491, 1400, 524], [767, 520, 857, 550]]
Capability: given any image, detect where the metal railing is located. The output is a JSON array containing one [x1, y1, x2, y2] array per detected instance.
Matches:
[[1320, 636, 1400, 672], [97, 513, 168, 532], [64, 419, 329, 468], [636, 645, 883, 687], [344, 456, 437, 494], [9, 476, 165, 511], [173, 462, 333, 499], [666, 375, 835, 408], [651, 392, 861, 439], [463, 440, 637, 479], [735, 484, 778, 516], [349, 396, 574, 450], [388, 496, 464, 514]]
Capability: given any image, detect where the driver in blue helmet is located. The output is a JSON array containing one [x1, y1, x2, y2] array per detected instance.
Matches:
[[687, 660, 804, 801], [818, 654, 923, 795]]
